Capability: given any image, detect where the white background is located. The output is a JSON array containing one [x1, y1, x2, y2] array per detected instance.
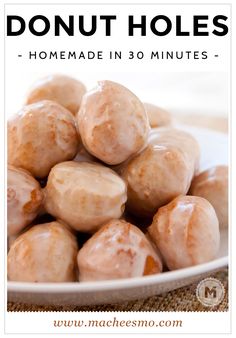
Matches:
[[1, 0, 234, 337], [6, 71, 229, 119]]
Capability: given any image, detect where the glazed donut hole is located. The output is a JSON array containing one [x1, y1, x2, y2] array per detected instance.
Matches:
[[149, 127, 200, 173], [77, 219, 162, 282], [8, 100, 80, 178], [189, 165, 228, 229], [44, 161, 127, 233], [148, 196, 220, 270], [77, 80, 149, 165], [120, 128, 199, 217], [7, 221, 78, 282], [7, 212, 77, 252], [25, 74, 86, 116], [7, 165, 44, 236], [143, 102, 172, 128]]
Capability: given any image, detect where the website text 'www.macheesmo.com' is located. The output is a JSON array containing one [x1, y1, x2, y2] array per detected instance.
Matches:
[[52, 317, 183, 329]]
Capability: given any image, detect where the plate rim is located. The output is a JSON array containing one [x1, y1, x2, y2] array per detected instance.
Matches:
[[8, 256, 228, 294]]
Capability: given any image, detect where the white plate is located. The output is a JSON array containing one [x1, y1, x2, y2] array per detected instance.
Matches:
[[7, 125, 228, 306]]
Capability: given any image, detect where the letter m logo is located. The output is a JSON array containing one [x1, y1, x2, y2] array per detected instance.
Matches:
[[205, 286, 217, 298]]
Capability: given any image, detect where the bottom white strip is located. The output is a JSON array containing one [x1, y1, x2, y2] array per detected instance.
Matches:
[[5, 311, 231, 334]]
